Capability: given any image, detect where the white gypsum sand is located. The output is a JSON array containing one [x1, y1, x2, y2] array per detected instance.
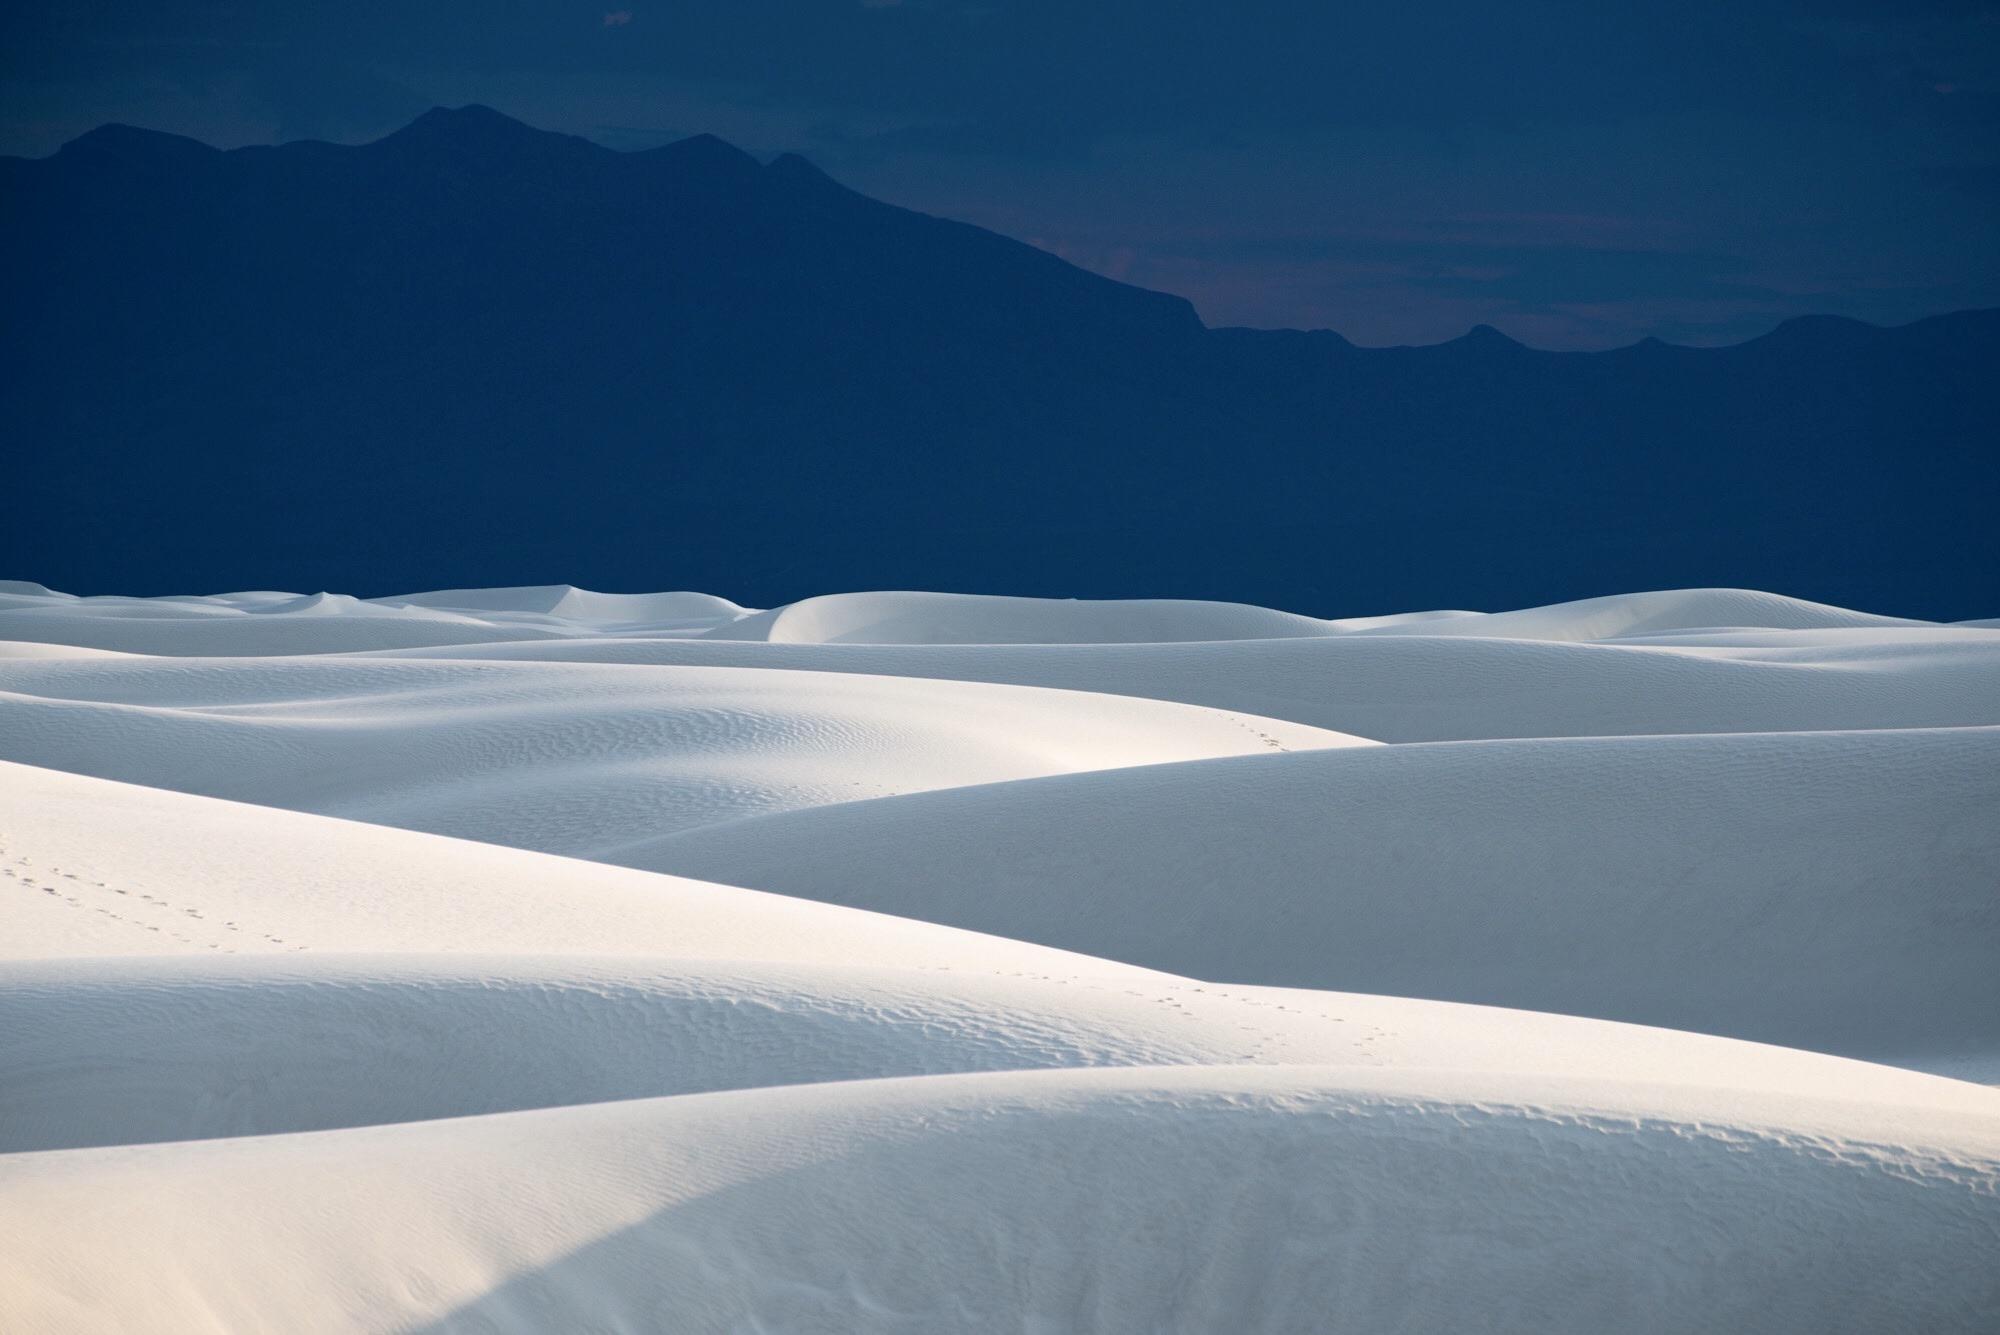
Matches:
[[1, 582, 1997, 1332]]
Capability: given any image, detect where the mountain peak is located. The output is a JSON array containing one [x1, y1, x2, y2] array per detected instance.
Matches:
[[765, 152, 839, 189], [378, 105, 566, 152], [410, 104, 530, 132], [1457, 323, 1524, 349], [673, 131, 751, 157], [638, 133, 760, 176], [56, 122, 217, 163]]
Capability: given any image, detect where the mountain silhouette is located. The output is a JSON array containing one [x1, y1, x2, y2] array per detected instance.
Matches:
[[5, 106, 1996, 616]]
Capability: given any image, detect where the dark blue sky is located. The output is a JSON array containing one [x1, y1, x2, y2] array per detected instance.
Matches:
[[5, 1, 1996, 347]]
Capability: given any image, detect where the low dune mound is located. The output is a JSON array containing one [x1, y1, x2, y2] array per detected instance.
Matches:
[[239, 592, 427, 618], [708, 590, 1343, 644], [0, 580, 70, 600], [376, 584, 749, 628], [5, 1068, 1996, 1335], [0, 640, 134, 660], [1362, 586, 1931, 641], [0, 588, 573, 655]]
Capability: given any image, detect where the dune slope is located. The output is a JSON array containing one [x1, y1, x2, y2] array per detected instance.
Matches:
[[647, 727, 2000, 1062], [0, 658, 1365, 856]]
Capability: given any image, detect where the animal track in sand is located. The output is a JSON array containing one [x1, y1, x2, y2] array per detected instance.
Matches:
[[1223, 714, 1292, 752], [0, 840, 307, 954]]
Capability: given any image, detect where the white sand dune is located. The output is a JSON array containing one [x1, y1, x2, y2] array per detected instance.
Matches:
[[702, 585, 1938, 645], [23, 953, 1993, 1155], [0, 640, 135, 661], [372, 584, 749, 634], [0, 658, 1364, 858], [708, 589, 1346, 643], [0, 593, 576, 654], [373, 627, 2000, 739], [14, 762, 1986, 1154], [1339, 586, 1934, 640], [6, 1069, 1997, 1334], [0, 761, 1133, 971], [645, 726, 2000, 1064], [2, 582, 1997, 1331]]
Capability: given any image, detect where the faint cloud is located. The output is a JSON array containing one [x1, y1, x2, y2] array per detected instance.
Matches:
[[603, 11, 633, 27]]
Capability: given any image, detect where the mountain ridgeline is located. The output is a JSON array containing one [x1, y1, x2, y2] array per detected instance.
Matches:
[[5, 106, 1996, 616]]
